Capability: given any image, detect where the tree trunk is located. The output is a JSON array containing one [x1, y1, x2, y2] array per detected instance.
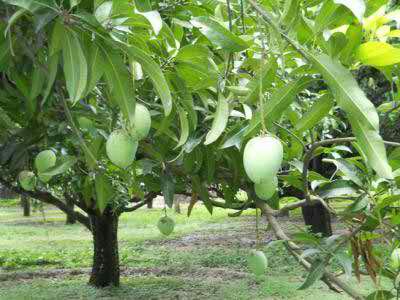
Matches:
[[301, 202, 332, 236], [21, 196, 30, 217], [174, 198, 181, 214], [146, 199, 153, 209], [65, 196, 76, 225], [89, 212, 120, 287], [282, 184, 332, 236]]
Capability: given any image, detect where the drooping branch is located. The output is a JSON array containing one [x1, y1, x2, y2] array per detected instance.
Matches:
[[256, 199, 365, 300], [0, 177, 91, 230], [302, 137, 400, 203], [118, 191, 159, 214]]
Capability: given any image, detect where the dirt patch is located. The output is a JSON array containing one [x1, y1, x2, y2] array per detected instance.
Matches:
[[147, 215, 307, 250], [0, 266, 248, 283]]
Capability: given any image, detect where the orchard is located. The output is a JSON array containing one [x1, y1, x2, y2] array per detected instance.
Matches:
[[0, 0, 400, 299]]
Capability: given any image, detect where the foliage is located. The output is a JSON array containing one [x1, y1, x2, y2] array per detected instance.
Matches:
[[0, 0, 399, 297]]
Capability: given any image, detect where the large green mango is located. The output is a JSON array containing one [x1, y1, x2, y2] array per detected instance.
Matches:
[[106, 130, 138, 168], [243, 135, 283, 184]]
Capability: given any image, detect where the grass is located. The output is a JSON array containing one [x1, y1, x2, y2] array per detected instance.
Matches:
[[0, 203, 391, 299]]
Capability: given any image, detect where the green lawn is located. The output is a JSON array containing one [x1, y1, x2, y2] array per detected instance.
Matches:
[[0, 204, 388, 299]]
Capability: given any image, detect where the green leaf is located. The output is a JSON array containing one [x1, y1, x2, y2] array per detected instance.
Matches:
[[175, 106, 190, 149], [191, 16, 249, 52], [84, 44, 105, 96], [29, 65, 45, 101], [340, 24, 362, 65], [95, 174, 114, 214], [366, 290, 394, 300], [282, 0, 300, 28], [298, 259, 325, 290], [357, 42, 400, 67], [245, 57, 277, 104], [334, 0, 365, 22], [323, 158, 363, 186], [161, 169, 175, 208], [295, 94, 334, 133], [135, 9, 162, 35], [40, 156, 77, 177], [42, 53, 59, 104], [134, 0, 152, 12], [204, 95, 229, 145], [317, 180, 358, 199], [70, 0, 81, 8], [62, 28, 88, 104], [309, 53, 392, 179], [101, 48, 135, 126], [2, 0, 51, 12], [5, 9, 26, 37], [125, 45, 172, 115], [49, 18, 64, 56], [245, 76, 314, 136]]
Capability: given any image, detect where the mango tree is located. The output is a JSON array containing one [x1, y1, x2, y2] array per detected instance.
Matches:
[[1, 0, 400, 298]]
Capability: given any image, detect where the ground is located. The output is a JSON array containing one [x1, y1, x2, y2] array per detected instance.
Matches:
[[0, 201, 389, 299]]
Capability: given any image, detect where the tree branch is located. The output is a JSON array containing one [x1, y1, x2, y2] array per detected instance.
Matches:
[[0, 177, 91, 231], [302, 137, 400, 203], [119, 192, 159, 214], [256, 198, 365, 300]]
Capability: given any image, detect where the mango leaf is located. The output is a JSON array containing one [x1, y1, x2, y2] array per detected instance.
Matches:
[[29, 65, 45, 101], [244, 57, 277, 104], [204, 95, 229, 145], [298, 259, 325, 290], [40, 156, 77, 177], [357, 42, 400, 67], [42, 53, 59, 104], [295, 94, 334, 133], [309, 53, 392, 179], [5, 9, 26, 37], [2, 0, 51, 12], [95, 174, 114, 214], [125, 45, 172, 115], [101, 48, 135, 126], [334, 0, 365, 22], [134, 0, 151, 11], [135, 9, 162, 35], [317, 180, 358, 199], [282, 0, 300, 28], [245, 76, 314, 136], [366, 290, 394, 300], [335, 253, 352, 280], [49, 18, 64, 56], [84, 44, 105, 96], [323, 158, 363, 186], [161, 169, 175, 208], [340, 24, 362, 65], [190, 16, 249, 52], [175, 106, 190, 149], [62, 28, 88, 104]]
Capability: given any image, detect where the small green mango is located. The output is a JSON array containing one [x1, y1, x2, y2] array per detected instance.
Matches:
[[157, 216, 175, 236]]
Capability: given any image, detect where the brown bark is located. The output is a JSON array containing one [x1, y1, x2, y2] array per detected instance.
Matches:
[[88, 211, 120, 287], [21, 196, 30, 217]]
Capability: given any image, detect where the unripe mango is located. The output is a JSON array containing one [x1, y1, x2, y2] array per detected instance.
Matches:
[[391, 248, 400, 269], [35, 150, 56, 183], [254, 176, 278, 200], [131, 104, 151, 140], [157, 216, 175, 236], [106, 130, 138, 168], [18, 171, 36, 191], [247, 250, 268, 276], [243, 136, 283, 184]]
